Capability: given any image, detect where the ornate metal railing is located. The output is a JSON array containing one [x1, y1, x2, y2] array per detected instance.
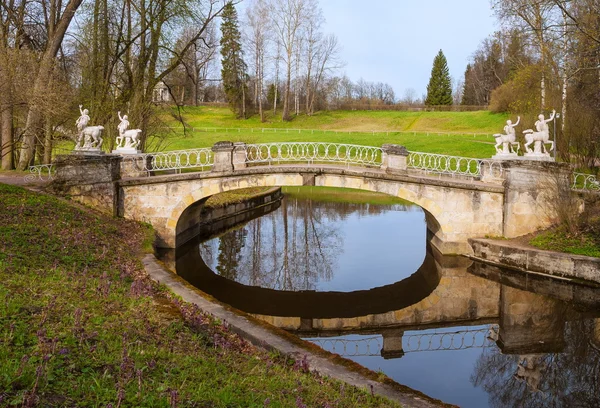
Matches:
[[407, 151, 503, 178], [572, 172, 600, 193], [244, 142, 383, 167], [25, 164, 55, 182], [122, 148, 214, 173], [306, 325, 498, 357], [117, 144, 503, 179]]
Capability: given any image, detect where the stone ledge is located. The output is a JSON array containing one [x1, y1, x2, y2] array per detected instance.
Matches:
[[142, 254, 452, 408], [469, 238, 600, 284], [118, 165, 505, 194]]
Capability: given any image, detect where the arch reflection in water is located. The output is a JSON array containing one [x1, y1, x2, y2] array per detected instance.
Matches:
[[197, 193, 427, 292]]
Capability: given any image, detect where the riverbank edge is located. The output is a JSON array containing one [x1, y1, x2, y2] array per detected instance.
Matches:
[[143, 254, 454, 408], [469, 238, 600, 284]]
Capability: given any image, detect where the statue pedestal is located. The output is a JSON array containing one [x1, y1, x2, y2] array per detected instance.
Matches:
[[112, 148, 142, 155], [492, 153, 520, 160], [73, 148, 105, 156], [523, 153, 554, 162]]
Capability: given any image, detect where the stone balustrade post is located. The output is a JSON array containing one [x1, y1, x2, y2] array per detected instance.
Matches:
[[211, 141, 234, 172], [381, 144, 409, 174], [381, 329, 405, 359], [502, 160, 574, 238], [120, 154, 153, 178], [233, 142, 247, 170], [50, 154, 123, 215]]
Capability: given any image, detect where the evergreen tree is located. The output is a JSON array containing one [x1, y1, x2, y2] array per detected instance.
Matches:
[[220, 2, 248, 118], [462, 64, 478, 105], [266, 83, 279, 109], [425, 50, 453, 106]]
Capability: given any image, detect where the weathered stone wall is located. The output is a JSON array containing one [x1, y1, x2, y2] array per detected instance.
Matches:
[[469, 238, 600, 283], [176, 187, 283, 246], [502, 160, 573, 238], [50, 154, 122, 214]]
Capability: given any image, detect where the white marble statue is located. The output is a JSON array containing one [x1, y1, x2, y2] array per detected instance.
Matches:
[[74, 105, 104, 151], [523, 110, 556, 156], [493, 116, 521, 155], [113, 111, 142, 153], [117, 111, 129, 137]]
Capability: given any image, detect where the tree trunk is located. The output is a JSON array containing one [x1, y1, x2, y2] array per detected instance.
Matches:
[[282, 62, 291, 121], [258, 52, 264, 122], [0, 57, 13, 170], [17, 0, 83, 170], [44, 118, 53, 164], [1, 102, 13, 170]]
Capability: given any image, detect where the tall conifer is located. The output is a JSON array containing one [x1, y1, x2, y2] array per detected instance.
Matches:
[[461, 64, 478, 105], [425, 50, 453, 106], [220, 2, 248, 118]]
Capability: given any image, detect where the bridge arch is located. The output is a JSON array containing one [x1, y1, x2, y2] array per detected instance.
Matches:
[[171, 172, 447, 248]]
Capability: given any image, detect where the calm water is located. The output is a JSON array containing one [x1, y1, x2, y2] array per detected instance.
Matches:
[[173, 190, 600, 408]]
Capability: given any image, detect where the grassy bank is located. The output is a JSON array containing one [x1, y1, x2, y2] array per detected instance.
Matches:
[[0, 184, 397, 407], [204, 187, 274, 208], [282, 186, 417, 207], [529, 200, 600, 258]]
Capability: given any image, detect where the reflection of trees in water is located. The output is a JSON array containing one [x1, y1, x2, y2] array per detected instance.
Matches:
[[198, 197, 411, 291], [472, 319, 600, 407]]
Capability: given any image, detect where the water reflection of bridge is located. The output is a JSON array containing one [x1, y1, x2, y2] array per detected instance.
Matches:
[[250, 253, 600, 360], [307, 325, 498, 358]]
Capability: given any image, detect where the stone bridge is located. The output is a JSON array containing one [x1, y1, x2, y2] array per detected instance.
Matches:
[[50, 141, 572, 255]]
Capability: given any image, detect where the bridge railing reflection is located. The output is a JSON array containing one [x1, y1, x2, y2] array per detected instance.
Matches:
[[306, 324, 499, 359]]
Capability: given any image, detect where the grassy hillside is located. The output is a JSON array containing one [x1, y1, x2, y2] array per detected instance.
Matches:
[[0, 184, 398, 407], [153, 107, 506, 158], [166, 106, 507, 133]]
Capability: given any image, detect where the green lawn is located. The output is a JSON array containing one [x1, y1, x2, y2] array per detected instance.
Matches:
[[166, 106, 507, 133], [0, 183, 398, 407], [148, 107, 507, 158]]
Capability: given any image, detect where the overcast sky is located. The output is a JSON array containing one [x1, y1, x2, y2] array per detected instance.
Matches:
[[317, 0, 499, 99]]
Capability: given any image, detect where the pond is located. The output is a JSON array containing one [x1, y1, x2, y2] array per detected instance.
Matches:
[[170, 187, 600, 408]]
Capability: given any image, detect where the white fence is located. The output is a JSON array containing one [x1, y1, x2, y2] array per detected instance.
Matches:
[[245, 142, 383, 167], [122, 148, 214, 173], [408, 152, 503, 178], [572, 172, 600, 192]]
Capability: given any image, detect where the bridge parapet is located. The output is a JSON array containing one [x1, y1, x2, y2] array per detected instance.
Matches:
[[113, 141, 504, 181]]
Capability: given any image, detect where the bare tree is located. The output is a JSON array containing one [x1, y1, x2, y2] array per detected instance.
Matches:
[[269, 0, 309, 121], [492, 0, 560, 110], [245, 0, 270, 121]]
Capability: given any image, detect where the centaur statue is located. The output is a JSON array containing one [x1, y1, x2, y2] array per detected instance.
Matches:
[[75, 105, 104, 150], [493, 116, 520, 154], [115, 111, 142, 150], [523, 110, 556, 155]]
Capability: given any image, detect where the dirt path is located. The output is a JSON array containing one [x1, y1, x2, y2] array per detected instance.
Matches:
[[0, 172, 49, 189]]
